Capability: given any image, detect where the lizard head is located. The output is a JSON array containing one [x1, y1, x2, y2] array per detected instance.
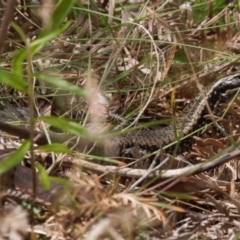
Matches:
[[216, 74, 240, 98]]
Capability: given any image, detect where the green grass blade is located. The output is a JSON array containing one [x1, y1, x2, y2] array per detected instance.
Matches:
[[38, 116, 91, 138], [35, 73, 86, 97], [38, 143, 72, 153]]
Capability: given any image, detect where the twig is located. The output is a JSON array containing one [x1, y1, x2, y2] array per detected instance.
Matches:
[[75, 142, 240, 179], [127, 153, 162, 192], [0, 0, 17, 55]]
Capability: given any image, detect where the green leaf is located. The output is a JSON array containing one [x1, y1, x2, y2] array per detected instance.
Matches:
[[0, 141, 30, 174], [38, 116, 90, 138], [49, 176, 72, 186], [10, 23, 27, 79], [35, 73, 86, 97], [38, 143, 72, 153], [35, 163, 51, 191], [12, 0, 74, 69], [39, 0, 75, 37], [11, 48, 26, 81], [31, 21, 71, 55], [52, 0, 75, 27], [0, 68, 27, 92]]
